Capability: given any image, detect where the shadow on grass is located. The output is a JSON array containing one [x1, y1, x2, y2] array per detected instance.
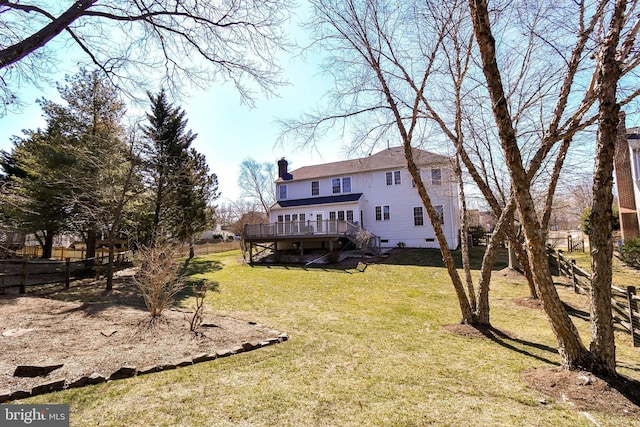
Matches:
[[1, 257, 225, 316], [180, 257, 223, 276], [249, 262, 366, 274], [452, 324, 561, 366], [383, 247, 510, 270]]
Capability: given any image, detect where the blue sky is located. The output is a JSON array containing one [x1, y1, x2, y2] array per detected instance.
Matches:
[[0, 7, 349, 204]]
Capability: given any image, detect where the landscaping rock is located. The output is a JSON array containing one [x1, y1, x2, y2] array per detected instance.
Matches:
[[67, 373, 107, 388], [278, 333, 289, 342], [231, 345, 244, 354], [14, 364, 64, 377], [192, 353, 216, 363], [0, 390, 11, 402], [109, 366, 137, 380], [138, 365, 161, 376], [8, 390, 31, 401], [215, 349, 232, 358], [174, 358, 193, 368], [31, 379, 65, 396], [241, 342, 258, 351]]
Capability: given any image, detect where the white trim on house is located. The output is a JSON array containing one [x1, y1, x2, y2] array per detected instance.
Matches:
[[270, 147, 460, 249]]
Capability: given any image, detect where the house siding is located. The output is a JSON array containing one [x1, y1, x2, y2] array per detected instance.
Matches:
[[270, 148, 460, 249]]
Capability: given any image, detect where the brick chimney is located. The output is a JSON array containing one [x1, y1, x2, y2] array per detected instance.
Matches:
[[278, 157, 288, 178], [277, 157, 292, 180]]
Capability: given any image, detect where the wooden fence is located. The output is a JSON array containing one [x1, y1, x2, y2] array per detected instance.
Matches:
[[548, 246, 640, 347], [0, 253, 131, 294]]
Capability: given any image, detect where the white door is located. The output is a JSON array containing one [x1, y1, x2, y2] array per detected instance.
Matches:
[[313, 211, 324, 233]]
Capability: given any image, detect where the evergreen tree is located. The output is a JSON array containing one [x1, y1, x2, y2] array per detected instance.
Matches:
[[142, 90, 217, 248]]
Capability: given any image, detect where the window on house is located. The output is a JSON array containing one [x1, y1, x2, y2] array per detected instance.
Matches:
[[338, 211, 345, 221], [277, 215, 283, 222], [386, 171, 401, 185], [434, 205, 444, 224], [342, 177, 351, 193], [311, 181, 319, 196], [414, 207, 424, 226], [375, 206, 382, 221], [329, 211, 337, 220], [332, 178, 341, 194], [431, 168, 442, 185], [300, 213, 306, 222], [383, 205, 390, 220], [279, 184, 287, 199], [346, 210, 354, 222]]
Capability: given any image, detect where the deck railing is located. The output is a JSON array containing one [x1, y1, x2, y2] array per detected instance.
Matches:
[[245, 220, 361, 239]]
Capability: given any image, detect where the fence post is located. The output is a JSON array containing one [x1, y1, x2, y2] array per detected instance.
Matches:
[[556, 250, 563, 277], [65, 257, 71, 290], [571, 259, 578, 293], [20, 256, 27, 294], [627, 286, 639, 347]]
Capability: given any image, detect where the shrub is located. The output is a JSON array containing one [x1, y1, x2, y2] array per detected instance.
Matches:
[[134, 239, 187, 319], [620, 237, 640, 269]]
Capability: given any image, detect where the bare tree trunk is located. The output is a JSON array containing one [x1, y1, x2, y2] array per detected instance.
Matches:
[[468, 0, 592, 369], [86, 228, 96, 260], [456, 152, 476, 313], [588, 0, 628, 372], [42, 230, 54, 259]]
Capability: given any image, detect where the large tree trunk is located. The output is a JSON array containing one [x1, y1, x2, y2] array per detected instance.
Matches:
[[468, 0, 592, 369], [588, 0, 628, 372], [42, 230, 54, 259], [86, 228, 96, 259]]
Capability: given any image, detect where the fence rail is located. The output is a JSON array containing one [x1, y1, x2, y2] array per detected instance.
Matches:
[[547, 246, 640, 347], [0, 253, 130, 294]]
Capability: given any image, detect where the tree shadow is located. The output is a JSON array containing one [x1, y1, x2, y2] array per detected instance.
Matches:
[[180, 257, 223, 276], [446, 323, 560, 366], [383, 247, 510, 270]]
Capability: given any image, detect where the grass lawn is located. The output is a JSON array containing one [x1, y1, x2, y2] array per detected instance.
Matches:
[[19, 248, 640, 426]]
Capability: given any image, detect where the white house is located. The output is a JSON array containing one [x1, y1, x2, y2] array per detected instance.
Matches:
[[244, 147, 460, 257]]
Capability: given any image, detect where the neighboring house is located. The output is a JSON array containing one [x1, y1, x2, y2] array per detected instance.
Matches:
[[614, 117, 640, 241], [244, 146, 460, 259]]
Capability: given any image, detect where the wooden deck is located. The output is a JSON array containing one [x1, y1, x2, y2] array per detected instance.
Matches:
[[243, 220, 380, 262]]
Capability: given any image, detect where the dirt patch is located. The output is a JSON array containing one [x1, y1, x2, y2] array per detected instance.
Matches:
[[513, 296, 543, 310], [521, 368, 640, 416], [441, 323, 518, 340], [0, 272, 283, 396], [443, 323, 640, 416]]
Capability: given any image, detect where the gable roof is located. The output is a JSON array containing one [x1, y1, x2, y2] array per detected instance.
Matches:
[[277, 146, 452, 182]]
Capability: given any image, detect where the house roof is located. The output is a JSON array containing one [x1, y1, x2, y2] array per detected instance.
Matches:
[[272, 193, 363, 209], [276, 146, 452, 182]]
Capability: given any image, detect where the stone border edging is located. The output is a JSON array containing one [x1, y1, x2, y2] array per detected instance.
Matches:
[[0, 332, 288, 403]]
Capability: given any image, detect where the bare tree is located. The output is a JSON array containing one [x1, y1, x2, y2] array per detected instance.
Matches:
[[238, 158, 276, 214], [0, 0, 292, 113], [468, 0, 640, 373]]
